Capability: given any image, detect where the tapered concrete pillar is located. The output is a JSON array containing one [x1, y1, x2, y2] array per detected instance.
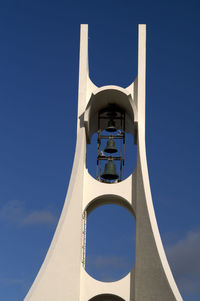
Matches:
[[24, 24, 183, 301]]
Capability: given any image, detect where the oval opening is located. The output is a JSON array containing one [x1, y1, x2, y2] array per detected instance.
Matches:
[[86, 102, 137, 184], [85, 203, 136, 282], [89, 294, 125, 301]]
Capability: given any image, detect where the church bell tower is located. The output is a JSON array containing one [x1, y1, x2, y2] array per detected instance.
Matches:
[[24, 24, 183, 301]]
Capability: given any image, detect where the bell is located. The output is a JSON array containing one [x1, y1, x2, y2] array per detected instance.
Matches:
[[101, 160, 119, 180], [104, 138, 117, 153], [105, 119, 117, 132]]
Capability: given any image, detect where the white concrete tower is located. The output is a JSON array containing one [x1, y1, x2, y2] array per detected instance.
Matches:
[[24, 24, 183, 301]]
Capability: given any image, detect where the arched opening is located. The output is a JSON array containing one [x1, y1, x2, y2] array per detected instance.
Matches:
[[85, 88, 137, 184], [89, 294, 125, 301], [84, 199, 136, 282]]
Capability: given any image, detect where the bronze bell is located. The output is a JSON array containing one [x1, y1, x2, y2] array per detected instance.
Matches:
[[101, 160, 119, 180], [104, 138, 117, 153], [105, 119, 117, 132]]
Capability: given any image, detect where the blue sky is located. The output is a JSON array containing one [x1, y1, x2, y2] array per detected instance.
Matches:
[[0, 0, 200, 300]]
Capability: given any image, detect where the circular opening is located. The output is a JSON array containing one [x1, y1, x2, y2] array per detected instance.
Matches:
[[89, 294, 125, 301], [85, 203, 136, 282]]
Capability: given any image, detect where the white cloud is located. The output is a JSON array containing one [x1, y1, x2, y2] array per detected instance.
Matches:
[[0, 200, 24, 223], [0, 200, 58, 226], [0, 276, 25, 286], [166, 230, 200, 296], [22, 210, 57, 225], [86, 254, 130, 282]]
